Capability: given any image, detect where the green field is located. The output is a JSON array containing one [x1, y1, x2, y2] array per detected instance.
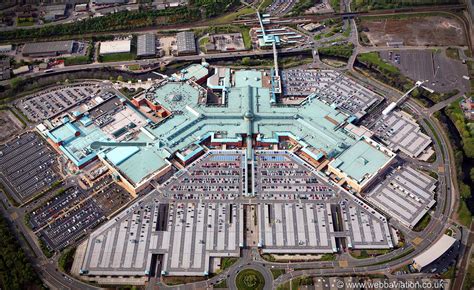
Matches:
[[318, 43, 354, 59], [208, 7, 255, 25], [235, 269, 265, 290], [99, 52, 136, 63], [220, 257, 238, 270]]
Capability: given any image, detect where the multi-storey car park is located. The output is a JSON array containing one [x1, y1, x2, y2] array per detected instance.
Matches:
[[11, 60, 446, 285]]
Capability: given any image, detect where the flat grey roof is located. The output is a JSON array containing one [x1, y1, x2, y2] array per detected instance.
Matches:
[[176, 31, 196, 54], [258, 198, 394, 254], [375, 110, 432, 158], [80, 200, 243, 276], [137, 34, 156, 57], [23, 40, 74, 55]]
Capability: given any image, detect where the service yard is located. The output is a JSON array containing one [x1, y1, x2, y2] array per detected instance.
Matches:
[[359, 15, 466, 47]]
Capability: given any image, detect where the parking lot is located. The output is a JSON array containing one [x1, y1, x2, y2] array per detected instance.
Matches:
[[29, 176, 132, 250], [39, 197, 105, 250], [372, 110, 432, 158], [29, 187, 89, 230], [366, 166, 437, 229], [0, 132, 59, 203], [254, 151, 334, 200], [379, 50, 470, 94], [161, 150, 246, 200], [266, 0, 298, 16], [16, 84, 101, 122], [281, 70, 382, 119], [91, 182, 133, 215]]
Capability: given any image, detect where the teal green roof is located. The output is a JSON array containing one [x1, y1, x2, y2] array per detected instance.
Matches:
[[108, 132, 170, 185], [329, 140, 391, 183], [142, 69, 357, 157], [48, 68, 392, 188], [175, 64, 208, 82]]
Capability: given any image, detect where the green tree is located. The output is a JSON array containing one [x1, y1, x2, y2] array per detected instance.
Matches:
[[463, 138, 474, 158], [460, 182, 472, 199]]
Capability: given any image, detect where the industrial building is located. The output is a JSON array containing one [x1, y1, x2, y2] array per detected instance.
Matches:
[[137, 34, 156, 57], [42, 4, 67, 21], [99, 39, 131, 55], [22, 40, 74, 57], [176, 31, 196, 55]]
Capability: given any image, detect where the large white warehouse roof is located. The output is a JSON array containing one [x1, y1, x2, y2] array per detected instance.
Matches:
[[99, 39, 131, 55]]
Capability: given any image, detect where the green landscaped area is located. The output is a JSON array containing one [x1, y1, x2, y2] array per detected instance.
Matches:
[[199, 36, 209, 51], [277, 276, 313, 290], [349, 249, 391, 259], [61, 55, 91, 66], [16, 17, 35, 27], [445, 47, 460, 60], [240, 27, 252, 50], [162, 276, 208, 286], [290, 0, 317, 15], [236, 269, 265, 290], [464, 252, 474, 290], [412, 212, 432, 232], [230, 54, 313, 69], [58, 247, 76, 273], [214, 279, 228, 288], [271, 269, 285, 279], [357, 52, 399, 74], [330, 0, 341, 12], [318, 43, 354, 59], [220, 257, 238, 270], [443, 98, 473, 226], [258, 0, 273, 11], [208, 7, 255, 25], [99, 52, 136, 63]]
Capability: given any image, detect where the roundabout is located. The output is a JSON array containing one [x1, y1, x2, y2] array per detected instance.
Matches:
[[236, 269, 265, 290], [228, 260, 273, 290]]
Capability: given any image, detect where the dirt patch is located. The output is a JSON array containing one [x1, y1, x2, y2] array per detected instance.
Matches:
[[0, 110, 22, 142], [360, 15, 466, 46]]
